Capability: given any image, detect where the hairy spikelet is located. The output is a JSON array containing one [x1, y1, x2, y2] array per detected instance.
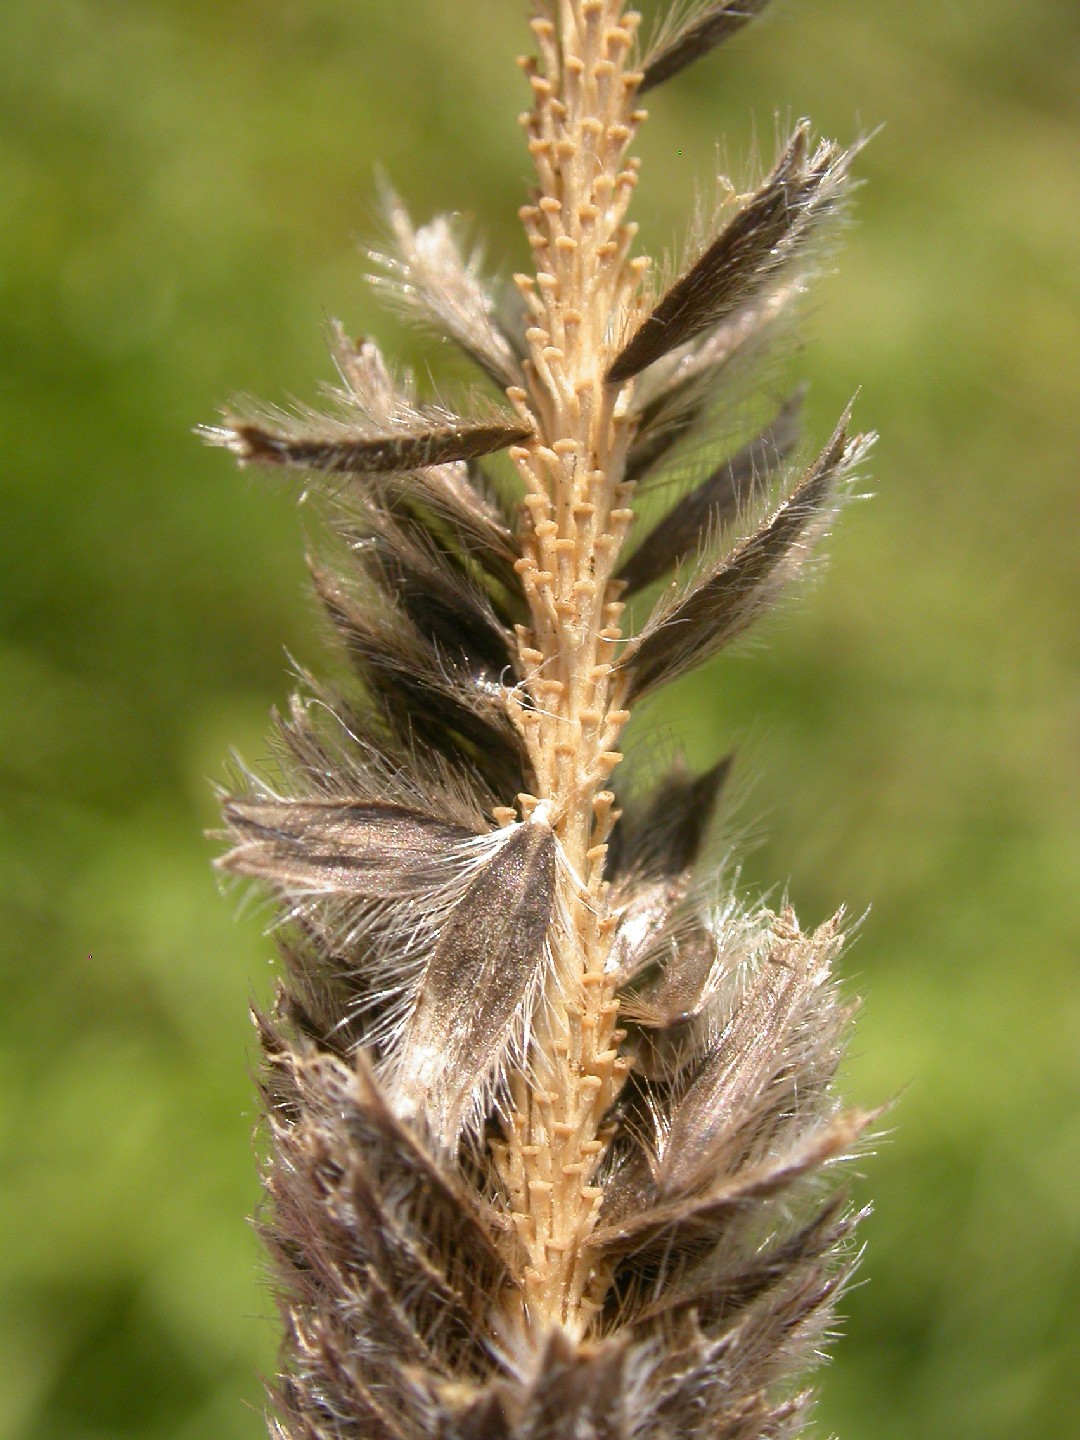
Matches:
[[207, 5, 877, 1437], [640, 1, 775, 93], [606, 124, 854, 385]]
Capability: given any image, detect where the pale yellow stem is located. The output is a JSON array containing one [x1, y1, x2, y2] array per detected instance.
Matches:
[[494, 0, 649, 1338]]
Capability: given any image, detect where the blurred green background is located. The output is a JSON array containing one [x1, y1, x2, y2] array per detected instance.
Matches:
[[2, 0, 1077, 1436]]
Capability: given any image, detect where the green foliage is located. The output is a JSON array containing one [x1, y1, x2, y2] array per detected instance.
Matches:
[[1, 1, 1077, 1436]]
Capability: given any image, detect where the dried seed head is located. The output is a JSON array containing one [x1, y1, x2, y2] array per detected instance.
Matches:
[[206, 1, 875, 1434]]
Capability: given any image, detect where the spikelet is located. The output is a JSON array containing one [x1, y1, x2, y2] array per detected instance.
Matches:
[[206, 4, 877, 1436]]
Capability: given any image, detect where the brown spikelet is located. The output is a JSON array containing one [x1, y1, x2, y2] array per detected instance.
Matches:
[[620, 407, 870, 699], [203, 412, 532, 474], [607, 124, 853, 385], [218, 799, 477, 896], [618, 390, 804, 593], [370, 185, 525, 391], [640, 1, 774, 93], [206, 3, 878, 1438], [391, 817, 557, 1146]]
